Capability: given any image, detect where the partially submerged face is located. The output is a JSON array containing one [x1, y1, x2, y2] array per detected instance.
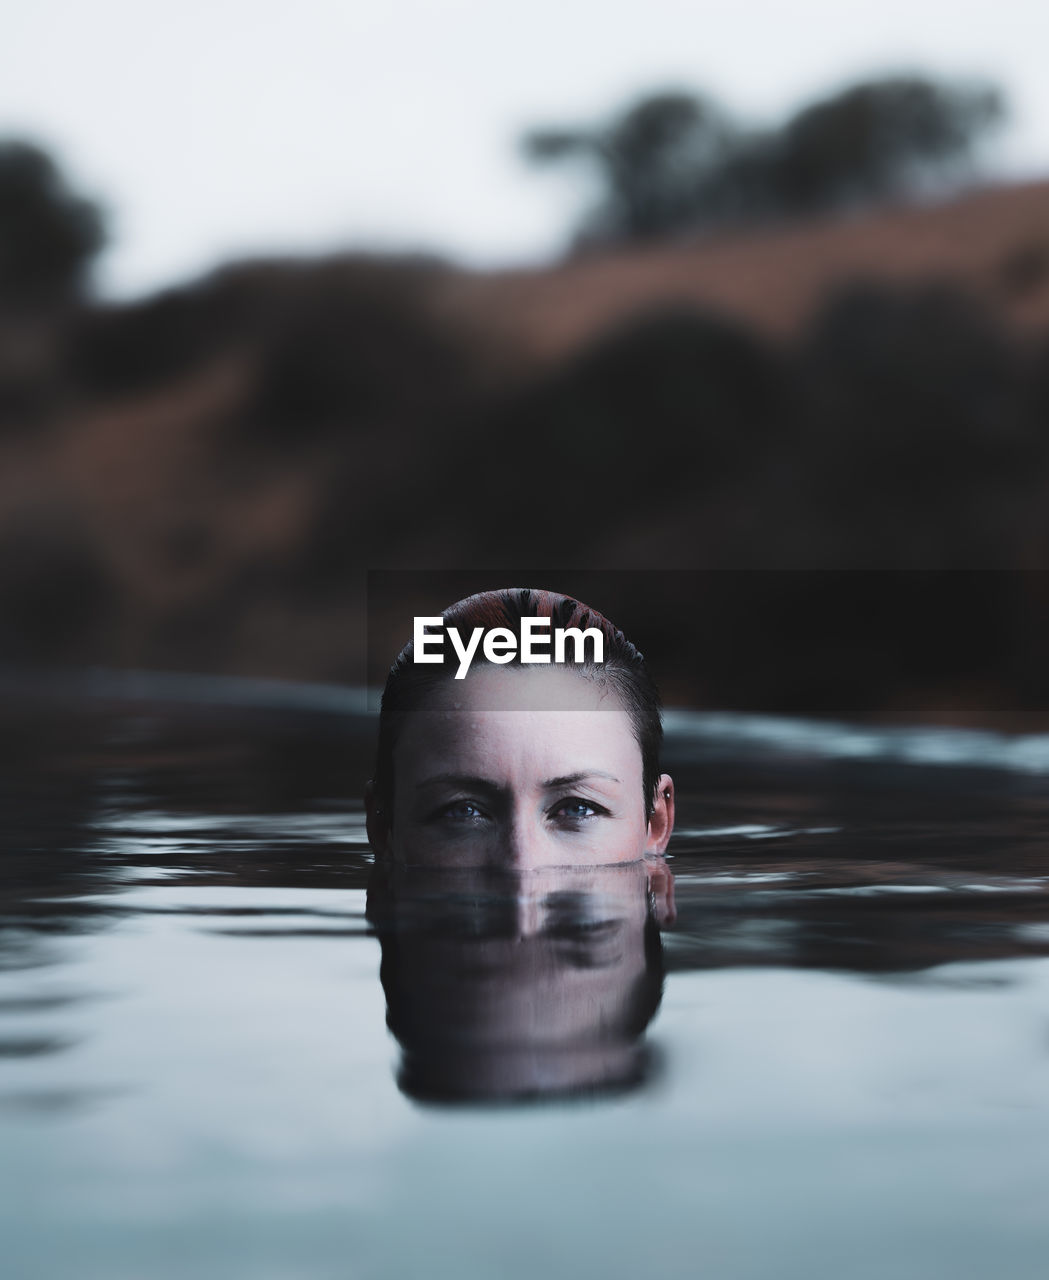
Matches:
[[371, 664, 673, 869], [368, 859, 666, 1102]]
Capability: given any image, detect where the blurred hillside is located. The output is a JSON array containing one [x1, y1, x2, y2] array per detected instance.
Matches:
[[436, 177, 1049, 362], [4, 161, 1049, 719]]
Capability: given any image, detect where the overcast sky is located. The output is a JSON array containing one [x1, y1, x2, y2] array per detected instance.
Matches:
[[3, 0, 1048, 297]]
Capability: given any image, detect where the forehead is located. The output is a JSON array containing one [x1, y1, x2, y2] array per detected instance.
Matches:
[[393, 666, 642, 782]]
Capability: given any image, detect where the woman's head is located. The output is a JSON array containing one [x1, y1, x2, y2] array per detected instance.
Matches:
[[367, 588, 674, 867]]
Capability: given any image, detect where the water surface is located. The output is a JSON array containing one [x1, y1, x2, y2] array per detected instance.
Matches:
[[3, 677, 1049, 1279]]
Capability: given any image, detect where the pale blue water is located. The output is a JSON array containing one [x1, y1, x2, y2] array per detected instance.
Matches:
[[3, 674, 1049, 1279]]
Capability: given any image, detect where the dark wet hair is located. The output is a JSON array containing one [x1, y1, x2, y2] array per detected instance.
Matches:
[[373, 587, 664, 820]]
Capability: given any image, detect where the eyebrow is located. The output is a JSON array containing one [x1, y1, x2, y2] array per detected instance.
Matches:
[[415, 774, 501, 792], [414, 770, 621, 791], [541, 771, 621, 789]]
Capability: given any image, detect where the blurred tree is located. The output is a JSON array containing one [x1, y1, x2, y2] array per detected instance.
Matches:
[[769, 75, 1005, 214], [0, 140, 106, 305], [523, 74, 1005, 246], [523, 90, 734, 242]]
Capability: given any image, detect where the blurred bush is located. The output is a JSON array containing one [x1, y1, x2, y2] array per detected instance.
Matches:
[[0, 140, 105, 305]]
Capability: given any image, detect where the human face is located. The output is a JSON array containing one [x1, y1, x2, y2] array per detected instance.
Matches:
[[369, 861, 662, 1101], [375, 664, 673, 868]]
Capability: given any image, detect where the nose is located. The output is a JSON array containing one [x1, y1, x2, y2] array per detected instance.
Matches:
[[509, 892, 542, 938], [499, 807, 548, 873]]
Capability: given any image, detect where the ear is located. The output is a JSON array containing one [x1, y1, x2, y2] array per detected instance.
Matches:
[[364, 780, 391, 858], [645, 773, 675, 855], [644, 856, 676, 927]]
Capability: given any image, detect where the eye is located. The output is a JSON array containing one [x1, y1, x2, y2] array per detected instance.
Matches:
[[548, 797, 608, 824], [433, 799, 489, 824]]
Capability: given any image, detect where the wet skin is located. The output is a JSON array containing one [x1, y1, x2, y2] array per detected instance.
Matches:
[[367, 664, 674, 870]]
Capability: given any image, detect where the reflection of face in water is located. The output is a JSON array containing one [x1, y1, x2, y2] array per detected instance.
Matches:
[[365, 601, 675, 1103], [368, 665, 675, 870], [367, 859, 674, 1104]]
